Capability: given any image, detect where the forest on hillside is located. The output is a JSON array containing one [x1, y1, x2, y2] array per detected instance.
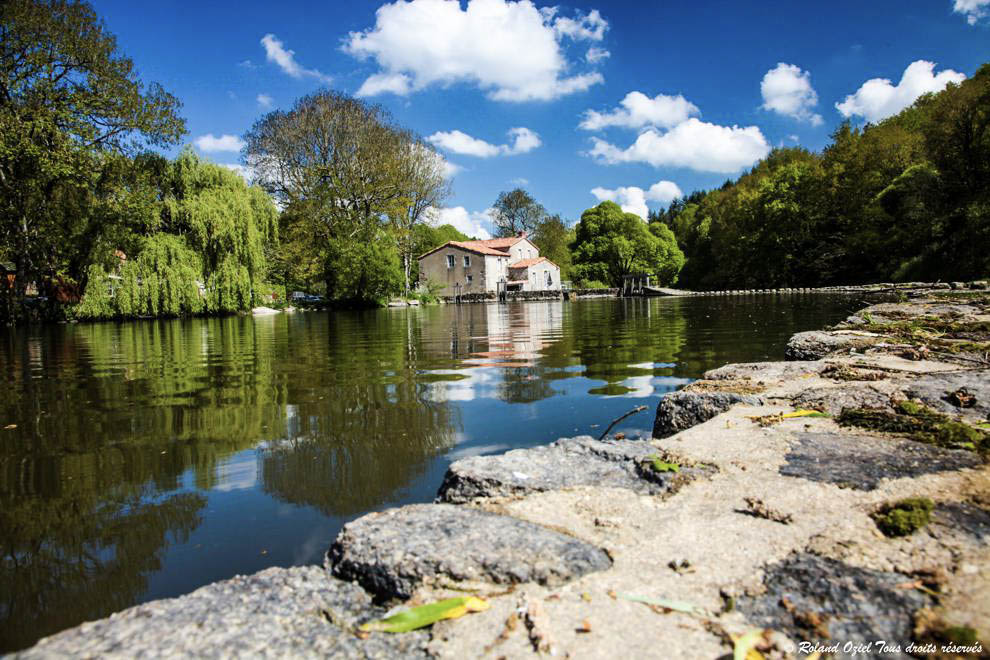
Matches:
[[650, 64, 990, 290]]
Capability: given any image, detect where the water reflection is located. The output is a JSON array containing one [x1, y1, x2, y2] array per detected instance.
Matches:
[[0, 294, 863, 652]]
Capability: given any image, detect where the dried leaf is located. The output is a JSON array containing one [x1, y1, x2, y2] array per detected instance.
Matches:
[[732, 629, 766, 660], [3, 424, 16, 430], [359, 596, 489, 633], [616, 593, 704, 616]]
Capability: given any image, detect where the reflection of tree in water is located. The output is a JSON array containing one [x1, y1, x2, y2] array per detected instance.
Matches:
[[0, 477, 204, 652], [556, 298, 690, 395], [259, 309, 460, 514], [0, 316, 285, 652]]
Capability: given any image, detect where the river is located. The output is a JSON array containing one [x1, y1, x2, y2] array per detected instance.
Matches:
[[0, 294, 863, 651]]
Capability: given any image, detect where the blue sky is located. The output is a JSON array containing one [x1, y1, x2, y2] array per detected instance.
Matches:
[[93, 0, 990, 238]]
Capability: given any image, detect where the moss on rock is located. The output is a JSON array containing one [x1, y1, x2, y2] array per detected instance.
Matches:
[[872, 498, 935, 537]]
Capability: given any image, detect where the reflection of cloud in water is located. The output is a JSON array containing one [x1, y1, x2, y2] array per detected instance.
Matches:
[[597, 374, 692, 399], [447, 443, 512, 460], [212, 451, 259, 492], [427, 367, 500, 402]]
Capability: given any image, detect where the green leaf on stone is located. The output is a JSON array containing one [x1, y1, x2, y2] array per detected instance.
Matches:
[[359, 596, 490, 633], [616, 592, 702, 616]]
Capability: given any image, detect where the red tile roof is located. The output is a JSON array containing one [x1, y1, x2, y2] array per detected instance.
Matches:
[[417, 240, 511, 259], [508, 257, 557, 269], [471, 236, 525, 250]]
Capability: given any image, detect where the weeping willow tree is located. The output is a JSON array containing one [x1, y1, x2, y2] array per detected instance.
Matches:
[[78, 149, 278, 318]]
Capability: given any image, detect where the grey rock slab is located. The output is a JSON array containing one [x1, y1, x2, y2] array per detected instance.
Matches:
[[437, 435, 686, 503], [653, 390, 764, 439], [791, 382, 900, 416], [903, 371, 990, 422], [328, 504, 612, 602], [15, 566, 429, 659], [779, 432, 982, 490], [704, 360, 825, 383], [738, 553, 932, 655], [784, 330, 880, 361]]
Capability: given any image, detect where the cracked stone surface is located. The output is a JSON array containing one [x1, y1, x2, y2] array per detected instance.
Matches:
[[436, 435, 691, 503], [903, 372, 990, 422], [779, 432, 982, 490], [328, 504, 612, 602], [13, 566, 429, 660], [737, 553, 932, 651], [784, 330, 879, 361], [653, 391, 764, 438], [791, 382, 901, 416]]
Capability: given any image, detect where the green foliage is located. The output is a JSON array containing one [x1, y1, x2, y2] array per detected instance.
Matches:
[[0, 0, 186, 322], [871, 498, 934, 537], [324, 236, 403, 306], [531, 214, 574, 279], [664, 64, 990, 288], [245, 90, 448, 302], [491, 188, 546, 237], [571, 201, 685, 287], [77, 151, 278, 319]]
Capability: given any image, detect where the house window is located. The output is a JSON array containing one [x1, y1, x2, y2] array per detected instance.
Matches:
[[466, 275, 473, 284], [463, 255, 470, 267], [446, 254, 454, 269], [546, 271, 552, 287]]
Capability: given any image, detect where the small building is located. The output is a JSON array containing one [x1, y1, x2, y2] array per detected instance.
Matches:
[[417, 232, 561, 296]]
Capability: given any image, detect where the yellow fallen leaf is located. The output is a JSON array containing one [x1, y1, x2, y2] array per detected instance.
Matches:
[[359, 596, 489, 633], [731, 629, 766, 660], [781, 409, 828, 419]]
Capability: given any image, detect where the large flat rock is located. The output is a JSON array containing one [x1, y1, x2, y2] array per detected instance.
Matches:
[[738, 554, 932, 650], [328, 504, 612, 601], [437, 436, 683, 503], [14, 566, 429, 659], [903, 371, 990, 422], [785, 330, 879, 361], [653, 390, 763, 438], [779, 432, 982, 490]]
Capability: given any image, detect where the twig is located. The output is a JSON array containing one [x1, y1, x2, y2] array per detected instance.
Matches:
[[598, 405, 649, 440]]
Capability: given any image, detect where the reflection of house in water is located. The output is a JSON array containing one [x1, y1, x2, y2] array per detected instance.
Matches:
[[423, 301, 566, 404]]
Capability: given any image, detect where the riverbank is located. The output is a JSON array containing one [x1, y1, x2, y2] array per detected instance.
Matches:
[[14, 287, 989, 658]]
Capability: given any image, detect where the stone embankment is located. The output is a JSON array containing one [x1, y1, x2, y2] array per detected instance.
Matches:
[[16, 287, 990, 659]]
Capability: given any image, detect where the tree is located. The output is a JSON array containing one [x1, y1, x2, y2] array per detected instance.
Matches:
[[0, 0, 186, 320], [245, 91, 444, 302], [388, 140, 450, 295], [530, 214, 573, 279], [77, 150, 279, 318], [571, 201, 685, 287], [491, 188, 546, 237]]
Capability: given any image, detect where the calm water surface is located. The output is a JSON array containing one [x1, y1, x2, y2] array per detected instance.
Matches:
[[0, 294, 863, 651]]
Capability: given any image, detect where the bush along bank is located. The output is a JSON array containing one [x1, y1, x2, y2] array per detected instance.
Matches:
[[16, 287, 989, 658]]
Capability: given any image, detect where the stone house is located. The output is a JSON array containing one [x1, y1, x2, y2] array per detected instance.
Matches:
[[417, 232, 561, 296]]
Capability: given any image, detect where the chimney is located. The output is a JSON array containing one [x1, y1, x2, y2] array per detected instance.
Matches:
[[516, 230, 527, 238]]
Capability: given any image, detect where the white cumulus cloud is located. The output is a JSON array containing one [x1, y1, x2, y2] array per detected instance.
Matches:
[[261, 34, 332, 84], [256, 93, 274, 109], [760, 63, 823, 126], [222, 163, 255, 183], [344, 0, 606, 101], [580, 91, 700, 131], [836, 60, 966, 123], [427, 206, 494, 239], [590, 180, 683, 220], [954, 0, 990, 24], [428, 127, 541, 157], [585, 47, 610, 64], [549, 7, 608, 41], [588, 118, 770, 174], [194, 133, 245, 153]]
